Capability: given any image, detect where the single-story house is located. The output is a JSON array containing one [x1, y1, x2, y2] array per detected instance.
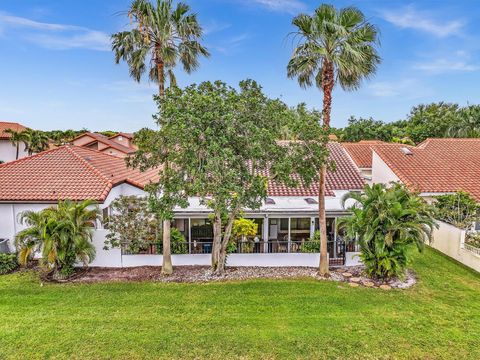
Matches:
[[0, 142, 364, 267], [72, 132, 136, 158], [0, 121, 29, 163]]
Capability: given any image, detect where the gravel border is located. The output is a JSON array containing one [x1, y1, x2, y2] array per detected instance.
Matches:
[[70, 265, 416, 289]]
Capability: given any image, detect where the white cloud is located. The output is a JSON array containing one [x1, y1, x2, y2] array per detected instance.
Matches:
[[203, 20, 231, 35], [380, 6, 464, 37], [249, 0, 307, 14], [415, 59, 479, 73], [368, 79, 431, 99], [0, 11, 109, 51]]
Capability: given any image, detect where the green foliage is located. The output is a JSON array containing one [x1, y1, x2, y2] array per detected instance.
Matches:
[[232, 218, 258, 240], [301, 231, 321, 253], [433, 191, 480, 230], [105, 196, 159, 253], [287, 4, 380, 93], [0, 254, 18, 275], [338, 184, 437, 279], [15, 200, 98, 279], [170, 228, 188, 254], [129, 79, 330, 272], [466, 232, 480, 248], [341, 117, 394, 142], [111, 0, 209, 92]]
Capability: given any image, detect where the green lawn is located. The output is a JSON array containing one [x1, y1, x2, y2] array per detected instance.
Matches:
[[1, 248, 479, 360]]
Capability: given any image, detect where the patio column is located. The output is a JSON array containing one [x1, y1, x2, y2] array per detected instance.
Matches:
[[333, 217, 337, 258], [188, 217, 192, 254], [263, 215, 269, 253], [310, 217, 315, 239], [288, 217, 291, 253]]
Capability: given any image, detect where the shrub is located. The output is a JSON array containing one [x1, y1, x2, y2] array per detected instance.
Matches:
[[338, 184, 437, 280], [301, 231, 320, 253], [16, 200, 98, 280], [433, 191, 480, 230], [0, 254, 18, 275], [466, 232, 480, 248], [171, 228, 188, 254]]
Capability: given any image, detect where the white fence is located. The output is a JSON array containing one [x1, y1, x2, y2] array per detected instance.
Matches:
[[88, 230, 360, 268], [431, 221, 480, 273]]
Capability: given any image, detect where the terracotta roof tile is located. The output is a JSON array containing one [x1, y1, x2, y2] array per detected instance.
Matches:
[[372, 138, 480, 201], [342, 140, 386, 168], [0, 145, 159, 202], [0, 122, 28, 139], [267, 142, 365, 196]]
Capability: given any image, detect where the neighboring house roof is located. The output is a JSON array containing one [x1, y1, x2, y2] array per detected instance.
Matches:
[[267, 142, 365, 196], [372, 138, 480, 201], [0, 145, 159, 202], [74, 132, 136, 155], [0, 122, 28, 140], [109, 132, 133, 139], [342, 140, 386, 168]]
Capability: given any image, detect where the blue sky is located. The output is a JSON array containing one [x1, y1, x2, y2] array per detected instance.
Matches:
[[0, 0, 479, 132]]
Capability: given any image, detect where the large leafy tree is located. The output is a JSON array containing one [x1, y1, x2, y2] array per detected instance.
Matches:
[[287, 4, 380, 275], [337, 184, 436, 279], [130, 80, 329, 275], [15, 200, 98, 279], [112, 0, 209, 275]]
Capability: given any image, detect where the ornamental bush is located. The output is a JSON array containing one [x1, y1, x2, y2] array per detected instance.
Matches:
[[338, 184, 437, 280], [0, 254, 18, 275]]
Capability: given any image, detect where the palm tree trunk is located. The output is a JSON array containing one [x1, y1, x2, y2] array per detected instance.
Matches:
[[156, 53, 172, 275], [318, 61, 334, 276], [15, 143, 19, 160]]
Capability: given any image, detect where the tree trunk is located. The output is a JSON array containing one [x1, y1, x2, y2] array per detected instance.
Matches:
[[15, 143, 19, 160], [161, 219, 173, 275], [211, 213, 223, 271], [318, 61, 334, 276], [156, 57, 165, 98]]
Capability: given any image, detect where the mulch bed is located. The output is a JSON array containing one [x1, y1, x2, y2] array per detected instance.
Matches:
[[69, 265, 416, 289]]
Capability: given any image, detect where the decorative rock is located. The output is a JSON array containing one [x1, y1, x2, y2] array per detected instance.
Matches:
[[379, 284, 392, 290], [363, 281, 375, 287], [348, 282, 359, 287], [349, 277, 361, 282], [342, 272, 353, 278]]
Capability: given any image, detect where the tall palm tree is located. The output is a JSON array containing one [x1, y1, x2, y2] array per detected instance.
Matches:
[[111, 0, 209, 275], [287, 4, 380, 275], [111, 0, 210, 97], [4, 129, 29, 160]]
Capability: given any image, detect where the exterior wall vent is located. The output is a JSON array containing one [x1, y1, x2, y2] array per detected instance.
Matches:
[[265, 198, 275, 205], [304, 197, 318, 204]]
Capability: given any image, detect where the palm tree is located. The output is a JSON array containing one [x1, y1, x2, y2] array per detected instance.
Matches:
[[4, 129, 29, 160], [111, 0, 209, 275], [111, 0, 210, 97], [337, 184, 436, 279], [15, 200, 98, 279], [23, 129, 50, 155], [447, 105, 480, 138], [287, 4, 380, 275]]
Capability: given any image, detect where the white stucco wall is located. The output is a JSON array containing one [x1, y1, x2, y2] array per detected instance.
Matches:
[[0, 140, 29, 163], [431, 221, 480, 273], [371, 151, 401, 185]]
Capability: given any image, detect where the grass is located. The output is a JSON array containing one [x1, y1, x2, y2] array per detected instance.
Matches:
[[1, 248, 479, 360]]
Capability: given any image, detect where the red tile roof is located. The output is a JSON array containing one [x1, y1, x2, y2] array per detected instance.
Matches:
[[372, 138, 480, 201], [109, 132, 134, 139], [267, 142, 365, 196], [76, 132, 136, 155], [0, 142, 363, 202], [0, 122, 28, 139], [0, 145, 159, 202], [342, 140, 386, 168]]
